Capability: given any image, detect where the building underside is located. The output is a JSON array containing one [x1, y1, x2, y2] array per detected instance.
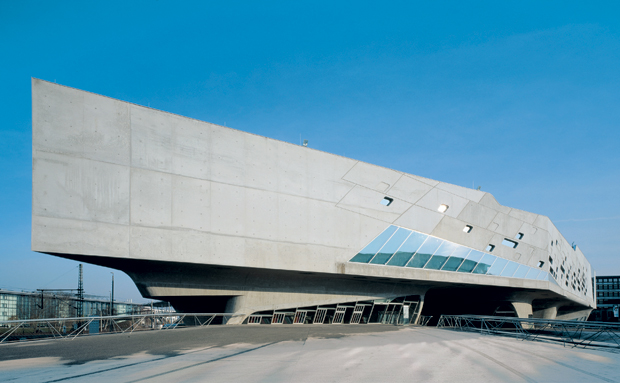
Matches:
[[31, 79, 596, 324]]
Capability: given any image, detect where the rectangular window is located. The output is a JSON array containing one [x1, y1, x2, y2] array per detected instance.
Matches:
[[381, 197, 393, 206], [516, 232, 524, 239], [463, 225, 473, 233], [485, 244, 495, 252], [501, 239, 518, 249]]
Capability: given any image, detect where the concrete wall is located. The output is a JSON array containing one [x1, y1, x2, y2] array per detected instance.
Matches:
[[31, 79, 595, 315]]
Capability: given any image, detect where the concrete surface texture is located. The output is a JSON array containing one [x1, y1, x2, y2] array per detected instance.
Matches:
[[31, 79, 594, 319], [1, 326, 619, 382]]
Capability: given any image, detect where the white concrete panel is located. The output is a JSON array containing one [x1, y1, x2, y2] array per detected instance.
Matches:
[[171, 229, 213, 263], [130, 226, 173, 262], [414, 187, 469, 219], [211, 233, 246, 266], [394, 205, 444, 234], [32, 216, 129, 257], [436, 182, 485, 203], [33, 80, 131, 166], [518, 222, 549, 250], [336, 186, 411, 223], [33, 79, 83, 157], [478, 193, 511, 214], [304, 245, 351, 272], [277, 194, 309, 244], [276, 142, 309, 197], [342, 162, 402, 192], [80, 91, 130, 165], [244, 187, 278, 241], [210, 182, 245, 236], [487, 212, 524, 238], [243, 135, 279, 193], [407, 174, 440, 187], [387, 175, 433, 204], [210, 125, 246, 185], [508, 208, 538, 225], [430, 215, 496, 252], [486, 233, 520, 261], [456, 201, 499, 229], [534, 215, 558, 236], [306, 151, 358, 203], [171, 118, 213, 180], [131, 105, 174, 173], [130, 168, 172, 227], [306, 198, 360, 249], [527, 247, 549, 268], [244, 237, 279, 268], [33, 151, 130, 225], [171, 175, 211, 232]]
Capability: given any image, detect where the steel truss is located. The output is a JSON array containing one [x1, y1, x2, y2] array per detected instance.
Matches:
[[0, 313, 240, 344], [436, 315, 620, 350]]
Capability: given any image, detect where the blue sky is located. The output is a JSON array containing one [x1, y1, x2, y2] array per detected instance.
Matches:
[[1, 1, 619, 302]]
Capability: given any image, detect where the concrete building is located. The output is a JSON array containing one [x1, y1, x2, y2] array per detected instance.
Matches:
[[0, 289, 143, 322], [590, 275, 619, 322], [31, 79, 595, 325]]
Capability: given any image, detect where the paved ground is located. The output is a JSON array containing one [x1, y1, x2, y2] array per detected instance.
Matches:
[[0, 325, 619, 382]]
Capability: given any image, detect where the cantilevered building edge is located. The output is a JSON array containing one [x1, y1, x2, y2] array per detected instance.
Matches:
[[31, 78, 595, 324]]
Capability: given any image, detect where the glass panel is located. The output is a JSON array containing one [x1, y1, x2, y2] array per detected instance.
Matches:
[[370, 228, 411, 264], [350, 226, 398, 263], [441, 247, 471, 271], [500, 261, 519, 277], [424, 242, 458, 270], [473, 254, 496, 274], [487, 257, 508, 276], [457, 250, 484, 273], [537, 272, 548, 281], [525, 268, 541, 280], [513, 265, 529, 278], [387, 232, 428, 266], [406, 237, 443, 268]]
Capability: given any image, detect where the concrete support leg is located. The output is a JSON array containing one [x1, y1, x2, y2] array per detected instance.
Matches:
[[534, 306, 558, 320], [413, 295, 425, 325], [511, 302, 533, 319]]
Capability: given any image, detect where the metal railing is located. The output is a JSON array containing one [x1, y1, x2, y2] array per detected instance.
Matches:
[[437, 314, 620, 350], [416, 315, 433, 326], [0, 313, 241, 344]]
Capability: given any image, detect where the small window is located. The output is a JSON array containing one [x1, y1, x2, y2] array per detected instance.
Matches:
[[551, 241, 554, 246], [463, 225, 473, 233], [485, 244, 495, 252], [501, 239, 518, 249], [438, 204, 449, 213], [516, 232, 524, 240], [381, 197, 393, 206], [538, 261, 545, 268], [548, 256, 553, 265]]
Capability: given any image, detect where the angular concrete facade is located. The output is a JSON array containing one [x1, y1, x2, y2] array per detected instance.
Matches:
[[32, 79, 595, 324]]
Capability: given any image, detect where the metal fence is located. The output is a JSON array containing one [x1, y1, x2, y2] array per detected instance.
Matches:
[[437, 314, 620, 350], [0, 313, 241, 344]]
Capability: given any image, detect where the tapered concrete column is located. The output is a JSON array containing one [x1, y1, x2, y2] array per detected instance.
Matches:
[[511, 302, 533, 319], [413, 295, 425, 325], [534, 306, 558, 320]]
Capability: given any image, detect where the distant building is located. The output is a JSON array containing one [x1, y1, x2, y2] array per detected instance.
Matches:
[[0, 289, 144, 321], [30, 79, 596, 325], [590, 276, 620, 322]]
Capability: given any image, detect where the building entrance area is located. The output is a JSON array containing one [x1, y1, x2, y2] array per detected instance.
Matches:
[[245, 296, 422, 325]]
